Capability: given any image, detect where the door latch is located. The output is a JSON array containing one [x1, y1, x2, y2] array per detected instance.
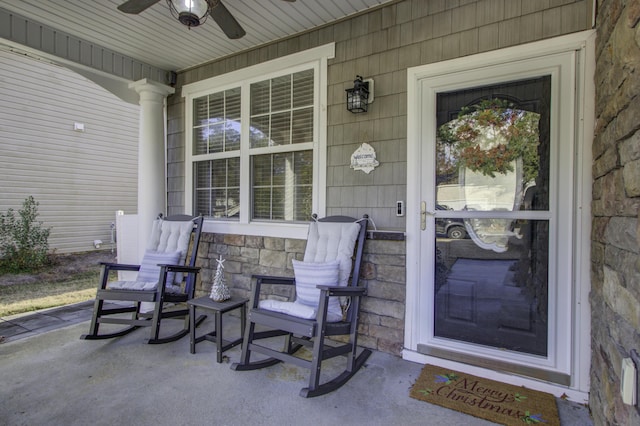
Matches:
[[420, 201, 435, 231]]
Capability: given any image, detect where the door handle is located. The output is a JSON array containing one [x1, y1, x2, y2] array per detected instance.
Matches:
[[420, 201, 435, 231]]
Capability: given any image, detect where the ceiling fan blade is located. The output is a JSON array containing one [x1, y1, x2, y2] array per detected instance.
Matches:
[[210, 1, 246, 39], [117, 0, 161, 14]]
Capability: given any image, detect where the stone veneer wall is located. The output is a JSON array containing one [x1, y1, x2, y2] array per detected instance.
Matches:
[[194, 232, 406, 355], [590, 1, 640, 425]]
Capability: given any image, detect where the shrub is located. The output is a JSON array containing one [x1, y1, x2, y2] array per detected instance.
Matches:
[[0, 196, 52, 273]]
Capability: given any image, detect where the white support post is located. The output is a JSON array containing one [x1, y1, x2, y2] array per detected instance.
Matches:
[[128, 79, 175, 260]]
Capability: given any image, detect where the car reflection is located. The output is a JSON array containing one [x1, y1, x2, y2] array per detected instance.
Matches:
[[435, 204, 467, 239]]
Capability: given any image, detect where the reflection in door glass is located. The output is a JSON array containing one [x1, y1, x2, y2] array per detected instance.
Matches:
[[434, 219, 549, 356], [433, 78, 551, 357], [436, 90, 550, 212]]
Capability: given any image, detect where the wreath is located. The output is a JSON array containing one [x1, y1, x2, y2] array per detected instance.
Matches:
[[438, 99, 540, 179]]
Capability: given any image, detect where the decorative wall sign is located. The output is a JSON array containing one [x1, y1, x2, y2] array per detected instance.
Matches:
[[350, 142, 379, 174]]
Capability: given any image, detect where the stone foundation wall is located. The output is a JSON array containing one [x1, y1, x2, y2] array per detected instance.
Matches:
[[194, 232, 406, 356], [590, 1, 640, 425]]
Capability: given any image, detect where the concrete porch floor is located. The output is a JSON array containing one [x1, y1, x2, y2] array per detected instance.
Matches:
[[0, 302, 593, 425]]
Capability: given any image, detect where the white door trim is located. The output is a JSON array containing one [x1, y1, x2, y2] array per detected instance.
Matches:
[[404, 30, 595, 401]]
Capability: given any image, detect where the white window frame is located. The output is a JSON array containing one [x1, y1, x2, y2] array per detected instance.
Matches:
[[183, 43, 334, 239]]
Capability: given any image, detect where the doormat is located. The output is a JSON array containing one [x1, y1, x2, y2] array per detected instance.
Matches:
[[410, 364, 560, 426]]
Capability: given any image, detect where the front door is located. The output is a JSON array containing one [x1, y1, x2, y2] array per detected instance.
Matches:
[[405, 42, 590, 386]]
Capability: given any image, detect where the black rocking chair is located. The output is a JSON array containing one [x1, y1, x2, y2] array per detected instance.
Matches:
[[231, 214, 370, 397], [81, 214, 205, 344]]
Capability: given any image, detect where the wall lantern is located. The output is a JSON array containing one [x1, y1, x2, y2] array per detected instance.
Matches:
[[346, 75, 374, 113]]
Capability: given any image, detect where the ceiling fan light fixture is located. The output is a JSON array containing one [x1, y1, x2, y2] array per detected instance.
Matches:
[[167, 0, 213, 28]]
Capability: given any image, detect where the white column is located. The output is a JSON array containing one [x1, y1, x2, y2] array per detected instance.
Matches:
[[129, 78, 175, 260]]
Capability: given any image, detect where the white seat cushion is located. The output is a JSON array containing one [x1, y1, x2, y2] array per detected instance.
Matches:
[[258, 300, 343, 323]]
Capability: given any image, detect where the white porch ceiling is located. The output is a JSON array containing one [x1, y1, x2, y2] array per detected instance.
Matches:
[[0, 0, 395, 72]]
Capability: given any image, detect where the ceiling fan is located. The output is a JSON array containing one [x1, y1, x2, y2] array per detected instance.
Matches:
[[118, 0, 295, 39]]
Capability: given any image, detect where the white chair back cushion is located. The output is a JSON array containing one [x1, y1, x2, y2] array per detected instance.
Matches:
[[146, 218, 194, 284], [257, 220, 361, 323], [147, 219, 193, 254], [303, 221, 360, 287]]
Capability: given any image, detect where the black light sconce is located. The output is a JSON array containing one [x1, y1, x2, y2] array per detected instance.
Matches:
[[346, 75, 374, 113]]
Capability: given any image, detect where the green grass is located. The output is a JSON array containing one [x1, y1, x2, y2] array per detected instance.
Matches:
[[0, 271, 99, 317]]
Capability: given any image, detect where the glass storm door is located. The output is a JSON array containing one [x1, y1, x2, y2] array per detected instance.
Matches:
[[433, 77, 551, 356], [415, 51, 577, 382]]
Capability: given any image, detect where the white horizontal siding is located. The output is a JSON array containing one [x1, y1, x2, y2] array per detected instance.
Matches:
[[0, 49, 139, 254]]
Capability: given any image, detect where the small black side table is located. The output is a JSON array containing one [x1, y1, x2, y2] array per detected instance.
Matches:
[[187, 296, 248, 363]]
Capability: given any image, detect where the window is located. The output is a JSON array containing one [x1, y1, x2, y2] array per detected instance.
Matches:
[[193, 88, 241, 219], [183, 44, 333, 238]]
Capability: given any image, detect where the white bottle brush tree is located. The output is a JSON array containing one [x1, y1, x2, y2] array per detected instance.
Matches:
[[209, 255, 231, 302]]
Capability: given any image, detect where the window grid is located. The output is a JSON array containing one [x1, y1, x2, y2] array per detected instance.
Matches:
[[249, 69, 314, 149], [194, 158, 240, 219], [188, 64, 320, 223], [193, 88, 241, 155], [252, 151, 313, 221]]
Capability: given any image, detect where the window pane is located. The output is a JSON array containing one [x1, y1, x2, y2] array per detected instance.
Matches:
[[251, 151, 312, 221], [192, 88, 241, 155], [193, 127, 208, 155], [251, 80, 270, 115], [211, 159, 227, 187], [293, 69, 314, 108], [210, 189, 227, 218], [271, 187, 284, 220], [292, 107, 313, 144], [226, 88, 241, 120], [270, 112, 291, 146], [252, 155, 272, 186], [208, 92, 224, 122], [225, 121, 240, 151], [227, 188, 240, 218], [253, 187, 271, 219], [275, 152, 295, 187], [193, 97, 208, 126], [295, 185, 312, 221], [195, 161, 210, 188], [193, 158, 240, 219], [271, 75, 291, 112], [195, 190, 210, 217], [209, 123, 224, 153], [227, 157, 240, 186], [295, 150, 313, 185], [250, 116, 270, 148]]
